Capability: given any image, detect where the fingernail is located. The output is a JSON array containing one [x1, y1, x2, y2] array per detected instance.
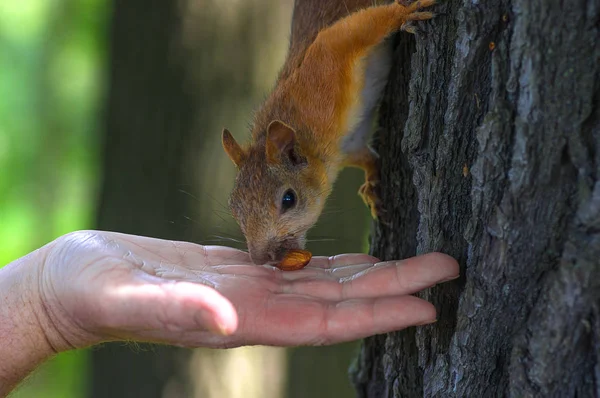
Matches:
[[440, 274, 460, 283], [417, 318, 437, 326], [216, 323, 231, 336], [205, 319, 230, 336]]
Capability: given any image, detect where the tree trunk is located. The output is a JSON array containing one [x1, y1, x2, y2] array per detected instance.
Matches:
[[92, 0, 368, 396], [91, 0, 198, 396], [351, 0, 600, 397]]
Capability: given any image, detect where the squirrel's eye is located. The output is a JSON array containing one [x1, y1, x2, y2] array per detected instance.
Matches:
[[281, 189, 296, 212]]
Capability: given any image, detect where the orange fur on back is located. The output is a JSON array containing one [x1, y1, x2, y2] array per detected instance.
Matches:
[[253, 3, 427, 162]]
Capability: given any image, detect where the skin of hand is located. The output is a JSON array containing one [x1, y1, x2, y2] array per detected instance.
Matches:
[[0, 230, 459, 396]]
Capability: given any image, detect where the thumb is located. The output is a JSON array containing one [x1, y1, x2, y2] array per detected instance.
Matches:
[[97, 279, 238, 341]]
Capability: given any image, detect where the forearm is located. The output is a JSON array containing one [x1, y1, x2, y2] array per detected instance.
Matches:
[[0, 248, 57, 397]]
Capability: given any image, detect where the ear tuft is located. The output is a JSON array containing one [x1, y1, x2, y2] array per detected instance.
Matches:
[[222, 128, 246, 168]]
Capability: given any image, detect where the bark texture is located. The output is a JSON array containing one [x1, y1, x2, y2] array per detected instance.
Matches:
[[352, 0, 600, 396]]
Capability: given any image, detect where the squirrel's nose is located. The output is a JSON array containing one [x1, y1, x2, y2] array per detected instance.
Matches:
[[248, 240, 290, 265], [248, 244, 275, 265], [250, 251, 271, 265]]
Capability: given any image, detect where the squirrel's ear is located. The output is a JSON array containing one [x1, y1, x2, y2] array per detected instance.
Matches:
[[222, 128, 246, 168], [266, 120, 306, 166]]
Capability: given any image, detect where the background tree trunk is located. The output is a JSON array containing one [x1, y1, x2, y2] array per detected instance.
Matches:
[[91, 0, 369, 396], [351, 0, 600, 396], [91, 0, 198, 396]]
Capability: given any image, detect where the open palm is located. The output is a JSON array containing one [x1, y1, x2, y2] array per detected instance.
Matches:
[[41, 230, 458, 350]]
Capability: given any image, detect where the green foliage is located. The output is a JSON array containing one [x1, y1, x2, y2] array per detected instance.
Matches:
[[9, 350, 90, 398], [0, 0, 108, 396]]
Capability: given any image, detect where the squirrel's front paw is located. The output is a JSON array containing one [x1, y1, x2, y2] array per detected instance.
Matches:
[[396, 0, 437, 10], [395, 0, 437, 28], [401, 21, 417, 34], [359, 180, 385, 220]]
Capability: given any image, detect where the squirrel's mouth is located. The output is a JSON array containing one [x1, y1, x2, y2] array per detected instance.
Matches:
[[248, 234, 306, 265], [272, 238, 303, 262]]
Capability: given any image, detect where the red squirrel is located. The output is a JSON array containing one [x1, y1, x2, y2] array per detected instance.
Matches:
[[221, 0, 436, 265]]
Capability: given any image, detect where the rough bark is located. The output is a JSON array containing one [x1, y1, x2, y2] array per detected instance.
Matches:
[[352, 0, 600, 397]]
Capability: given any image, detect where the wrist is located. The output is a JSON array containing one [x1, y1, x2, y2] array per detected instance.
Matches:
[[0, 243, 64, 396]]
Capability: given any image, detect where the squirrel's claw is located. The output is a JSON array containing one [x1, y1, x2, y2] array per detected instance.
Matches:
[[397, 0, 437, 35], [359, 180, 385, 220], [401, 21, 417, 34]]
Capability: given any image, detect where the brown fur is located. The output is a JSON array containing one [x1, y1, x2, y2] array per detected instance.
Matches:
[[222, 0, 436, 264]]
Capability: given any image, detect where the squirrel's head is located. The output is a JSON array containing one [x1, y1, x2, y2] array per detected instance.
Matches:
[[222, 120, 329, 265]]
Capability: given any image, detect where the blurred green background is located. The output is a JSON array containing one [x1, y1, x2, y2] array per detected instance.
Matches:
[[1, 0, 371, 397], [1, 0, 105, 396], [0, 0, 104, 264]]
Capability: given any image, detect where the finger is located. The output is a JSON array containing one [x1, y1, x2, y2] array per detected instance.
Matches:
[[301, 253, 380, 269], [262, 260, 376, 283], [207, 253, 382, 281], [91, 277, 239, 340], [281, 252, 459, 300], [278, 262, 374, 282], [318, 295, 437, 344], [232, 294, 436, 347]]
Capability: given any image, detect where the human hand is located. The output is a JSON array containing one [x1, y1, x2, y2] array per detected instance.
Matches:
[[0, 230, 459, 395], [32, 230, 458, 350]]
